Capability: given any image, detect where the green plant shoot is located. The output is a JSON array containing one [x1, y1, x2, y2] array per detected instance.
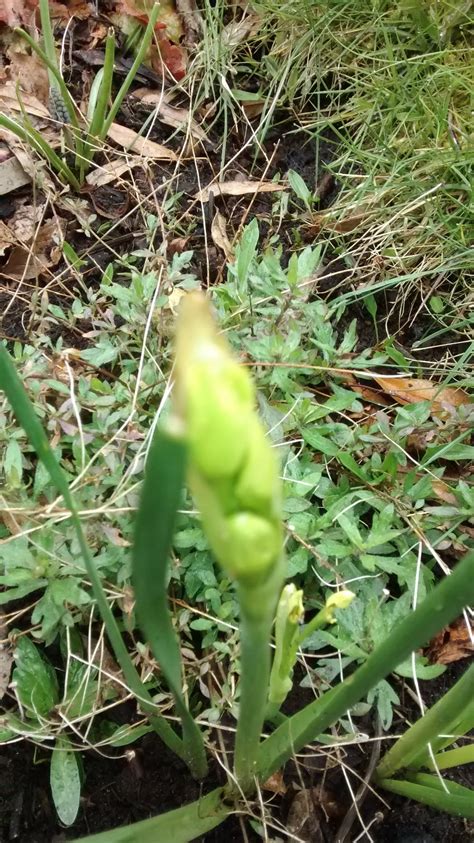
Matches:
[[173, 291, 285, 792]]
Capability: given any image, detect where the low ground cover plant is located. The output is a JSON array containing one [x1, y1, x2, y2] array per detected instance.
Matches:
[[0, 0, 473, 839], [1, 291, 473, 840]]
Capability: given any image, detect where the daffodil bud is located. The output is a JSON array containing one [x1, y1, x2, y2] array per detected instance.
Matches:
[[268, 584, 304, 705], [174, 292, 282, 586]]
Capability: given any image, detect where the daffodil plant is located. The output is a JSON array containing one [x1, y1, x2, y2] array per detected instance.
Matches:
[[0, 292, 473, 842]]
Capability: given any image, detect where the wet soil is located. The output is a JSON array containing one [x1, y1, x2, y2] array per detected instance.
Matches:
[[1, 662, 472, 842]]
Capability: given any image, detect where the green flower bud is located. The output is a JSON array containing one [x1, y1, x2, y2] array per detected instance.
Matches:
[[235, 417, 280, 516], [225, 512, 281, 582], [175, 292, 255, 480], [174, 292, 283, 586]]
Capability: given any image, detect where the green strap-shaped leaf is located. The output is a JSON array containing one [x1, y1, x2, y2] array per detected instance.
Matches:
[[133, 426, 207, 779], [378, 773, 474, 819], [72, 787, 229, 843]]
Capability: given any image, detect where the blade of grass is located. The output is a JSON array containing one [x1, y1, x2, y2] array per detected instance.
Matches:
[[133, 424, 208, 779], [82, 29, 115, 176], [0, 112, 81, 190], [15, 29, 80, 132], [377, 774, 474, 819], [0, 344, 184, 759], [101, 4, 160, 137], [71, 787, 229, 843], [256, 549, 474, 782]]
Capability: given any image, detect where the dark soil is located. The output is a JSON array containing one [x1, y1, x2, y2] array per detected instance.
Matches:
[[1, 662, 472, 842]]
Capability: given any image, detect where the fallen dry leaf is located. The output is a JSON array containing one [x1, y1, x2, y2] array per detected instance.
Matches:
[[0, 612, 12, 701], [0, 220, 16, 254], [195, 179, 285, 202], [132, 87, 207, 142], [426, 617, 474, 665], [0, 143, 30, 195], [372, 376, 471, 417], [221, 13, 261, 47], [176, 0, 202, 46], [211, 210, 234, 260], [49, 0, 93, 20], [8, 201, 47, 243], [6, 51, 49, 106], [287, 789, 323, 843], [262, 770, 286, 795], [431, 480, 458, 506], [86, 157, 143, 187], [107, 122, 178, 160], [340, 372, 391, 406], [0, 218, 65, 280], [0, 0, 38, 27], [0, 81, 50, 119]]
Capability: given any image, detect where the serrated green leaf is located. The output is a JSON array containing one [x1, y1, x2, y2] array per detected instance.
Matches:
[[12, 635, 58, 719], [4, 439, 23, 485]]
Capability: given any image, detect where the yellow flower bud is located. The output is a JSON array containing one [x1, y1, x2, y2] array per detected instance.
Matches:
[[324, 590, 355, 623]]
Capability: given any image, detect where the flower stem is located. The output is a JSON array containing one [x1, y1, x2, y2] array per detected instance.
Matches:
[[234, 569, 283, 793]]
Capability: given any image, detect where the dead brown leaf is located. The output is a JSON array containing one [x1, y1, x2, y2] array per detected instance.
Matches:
[[0, 0, 38, 27], [0, 149, 30, 195], [0, 80, 50, 119], [426, 617, 474, 665], [107, 122, 178, 160], [431, 480, 458, 506], [86, 157, 142, 188], [132, 87, 207, 142], [211, 210, 234, 260], [262, 770, 286, 795], [49, 0, 94, 20], [372, 376, 471, 417], [175, 0, 202, 46], [0, 218, 65, 280], [340, 372, 391, 407], [0, 220, 17, 254], [221, 13, 261, 47], [8, 202, 46, 242], [195, 179, 284, 202], [6, 51, 49, 106], [287, 789, 323, 843]]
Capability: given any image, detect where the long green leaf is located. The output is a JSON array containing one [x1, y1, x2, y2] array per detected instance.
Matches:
[[72, 787, 229, 843], [431, 744, 474, 771], [376, 664, 474, 779], [0, 112, 81, 190], [133, 426, 207, 779], [378, 774, 474, 819], [0, 344, 183, 759], [15, 29, 80, 131], [257, 550, 474, 781], [50, 736, 81, 826]]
